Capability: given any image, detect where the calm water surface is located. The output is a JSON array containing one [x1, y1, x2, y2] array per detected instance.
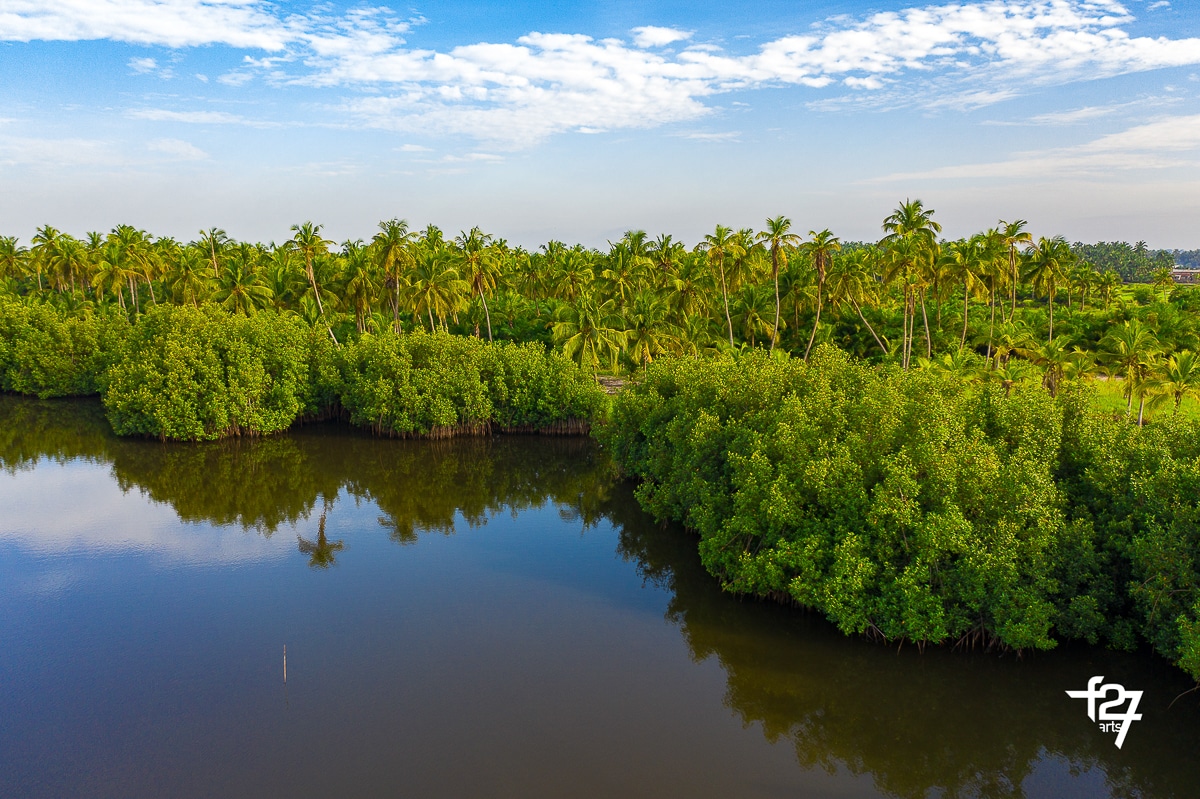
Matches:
[[1, 396, 1199, 798]]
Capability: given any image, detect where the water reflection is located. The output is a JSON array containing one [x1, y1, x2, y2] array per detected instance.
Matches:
[[298, 496, 344, 568], [0, 396, 610, 556], [2, 395, 1199, 798]]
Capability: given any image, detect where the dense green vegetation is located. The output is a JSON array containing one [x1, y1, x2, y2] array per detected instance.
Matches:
[[3, 203, 1199, 677], [603, 348, 1200, 679], [1, 210, 1196, 399], [0, 300, 605, 441]]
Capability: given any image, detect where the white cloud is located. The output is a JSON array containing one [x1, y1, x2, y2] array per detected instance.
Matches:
[[147, 137, 208, 159], [872, 113, 1200, 181], [128, 55, 157, 74], [6, 1, 1200, 146], [677, 131, 741, 141], [397, 143, 431, 152], [0, 0, 293, 49], [630, 26, 691, 49], [1148, 1, 1170, 9], [128, 108, 277, 127]]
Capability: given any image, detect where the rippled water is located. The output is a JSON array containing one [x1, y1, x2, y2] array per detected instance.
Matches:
[[1, 396, 1198, 798]]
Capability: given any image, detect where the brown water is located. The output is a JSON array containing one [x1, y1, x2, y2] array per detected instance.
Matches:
[[1, 395, 1198, 798]]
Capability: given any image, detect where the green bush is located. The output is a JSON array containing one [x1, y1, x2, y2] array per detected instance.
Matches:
[[0, 297, 128, 397], [603, 346, 1200, 676], [103, 304, 310, 440]]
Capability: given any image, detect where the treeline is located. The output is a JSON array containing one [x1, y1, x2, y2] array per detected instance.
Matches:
[[0, 206, 1194, 383], [0, 299, 605, 441], [1070, 240, 1178, 282], [602, 348, 1200, 680]]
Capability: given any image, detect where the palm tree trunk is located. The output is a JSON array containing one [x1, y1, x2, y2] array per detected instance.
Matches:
[[920, 289, 932, 358], [805, 285, 823, 360], [719, 262, 734, 347], [480, 290, 493, 342], [771, 259, 780, 353], [852, 298, 887, 354], [1048, 283, 1055, 343], [961, 281, 970, 348], [987, 278, 996, 363]]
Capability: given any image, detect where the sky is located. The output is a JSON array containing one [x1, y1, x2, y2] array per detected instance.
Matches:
[[1, 0, 1199, 248]]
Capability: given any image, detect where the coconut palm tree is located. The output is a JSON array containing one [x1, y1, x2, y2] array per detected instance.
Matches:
[[372, 218, 415, 332], [453, 227, 502, 341], [700, 224, 745, 347], [797, 229, 841, 359], [1102, 319, 1160, 417], [998, 219, 1032, 317], [1152, 266, 1175, 303], [552, 294, 629, 378], [289, 222, 338, 343], [1152, 350, 1200, 412], [409, 248, 468, 331], [828, 249, 888, 356], [212, 259, 273, 316], [339, 241, 379, 333], [1024, 235, 1073, 343], [756, 216, 800, 352]]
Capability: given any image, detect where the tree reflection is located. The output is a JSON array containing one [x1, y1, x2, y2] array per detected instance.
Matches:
[[297, 496, 344, 568]]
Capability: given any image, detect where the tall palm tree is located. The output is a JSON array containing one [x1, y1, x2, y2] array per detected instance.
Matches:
[[455, 227, 501, 341], [757, 216, 800, 352], [372, 218, 415, 332], [409, 249, 468, 331], [798, 229, 841, 359], [1152, 350, 1200, 413], [212, 259, 273, 316], [700, 224, 745, 347], [1024, 235, 1073, 343], [828, 250, 888, 355], [198, 227, 229, 278], [339, 241, 379, 333], [290, 221, 338, 344], [998, 219, 1032, 318], [881, 199, 941, 367]]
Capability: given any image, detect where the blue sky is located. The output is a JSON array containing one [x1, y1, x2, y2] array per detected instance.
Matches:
[[1, 0, 1198, 248]]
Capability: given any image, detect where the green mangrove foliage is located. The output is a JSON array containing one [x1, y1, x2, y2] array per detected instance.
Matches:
[[0, 295, 128, 398], [338, 332, 605, 436], [104, 305, 312, 440], [602, 348, 1200, 678], [0, 299, 606, 441]]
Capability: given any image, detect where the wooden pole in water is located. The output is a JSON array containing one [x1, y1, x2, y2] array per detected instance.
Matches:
[[283, 645, 287, 684]]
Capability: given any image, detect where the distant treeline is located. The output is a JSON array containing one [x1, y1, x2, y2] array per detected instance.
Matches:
[[1070, 241, 1184, 282], [603, 348, 1200, 680], [0, 205, 1195, 379]]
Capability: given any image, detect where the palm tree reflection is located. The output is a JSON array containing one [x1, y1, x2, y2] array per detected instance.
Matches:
[[297, 495, 344, 568]]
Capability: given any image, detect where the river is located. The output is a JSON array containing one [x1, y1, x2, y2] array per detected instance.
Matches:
[[1, 396, 1197, 798]]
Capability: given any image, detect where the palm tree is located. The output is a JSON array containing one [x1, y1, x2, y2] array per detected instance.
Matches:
[[165, 248, 213, 307], [881, 199, 941, 367], [409, 249, 468, 331], [623, 290, 676, 367], [290, 222, 338, 344], [372, 218, 415, 332], [198, 227, 229, 278], [1152, 266, 1175, 303], [700, 224, 745, 347], [998, 219, 1032, 318], [339, 241, 378, 333], [1097, 270, 1121, 310], [1024, 235, 1073, 343], [798, 229, 841, 359], [828, 250, 888, 356], [455, 227, 501, 341], [30, 225, 62, 291], [757, 216, 800, 352], [1102, 319, 1160, 417], [552, 294, 629, 378], [1152, 350, 1200, 412], [0, 236, 26, 286], [212, 259, 273, 316]]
